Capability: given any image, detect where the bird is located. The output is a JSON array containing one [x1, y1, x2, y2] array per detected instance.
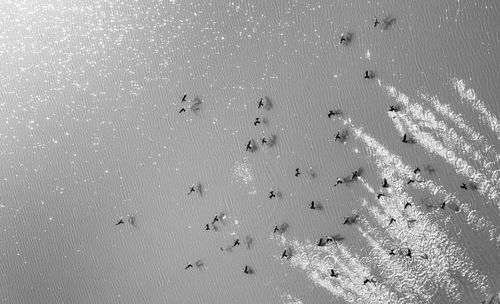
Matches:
[[388, 218, 396, 226], [269, 191, 276, 199], [377, 193, 385, 199], [233, 239, 240, 247], [388, 105, 398, 112], [351, 170, 360, 180], [388, 249, 396, 256], [187, 186, 196, 195], [404, 202, 412, 209], [334, 177, 343, 186], [205, 224, 210, 231], [440, 201, 446, 209], [330, 269, 339, 277], [179, 108, 186, 113], [328, 110, 336, 118], [407, 179, 415, 184], [382, 178, 389, 188], [181, 94, 187, 102], [254, 118, 261, 126], [460, 183, 467, 190], [402, 133, 408, 143], [281, 249, 288, 259], [261, 137, 267, 145], [258, 98, 264, 109], [211, 215, 219, 225], [374, 17, 380, 28], [310, 201, 316, 210], [317, 238, 327, 247], [343, 217, 353, 225], [340, 34, 348, 45], [185, 263, 193, 270], [364, 70, 373, 79], [334, 132, 341, 142], [115, 218, 125, 226], [273, 225, 280, 233], [246, 140, 254, 151], [244, 265, 252, 274], [295, 168, 301, 177], [413, 167, 421, 174]]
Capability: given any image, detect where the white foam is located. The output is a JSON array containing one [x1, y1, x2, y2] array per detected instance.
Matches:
[[452, 78, 500, 140]]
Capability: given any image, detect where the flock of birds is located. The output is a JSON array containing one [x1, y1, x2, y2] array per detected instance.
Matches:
[[113, 14, 479, 293]]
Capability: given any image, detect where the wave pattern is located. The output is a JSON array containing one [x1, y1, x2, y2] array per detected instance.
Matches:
[[270, 78, 497, 303]]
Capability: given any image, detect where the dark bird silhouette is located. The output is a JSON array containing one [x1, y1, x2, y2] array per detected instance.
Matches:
[[334, 132, 341, 142], [377, 193, 385, 199], [205, 224, 210, 231], [185, 263, 193, 270], [254, 118, 261, 126], [343, 215, 359, 225], [388, 105, 399, 112], [389, 249, 396, 256], [363, 278, 376, 285], [440, 201, 446, 210], [414, 167, 421, 174], [330, 269, 339, 277], [244, 265, 252, 274], [233, 239, 240, 247], [212, 215, 219, 225], [382, 178, 389, 188], [310, 201, 316, 210], [460, 183, 467, 190], [407, 179, 415, 184], [295, 168, 301, 177], [404, 202, 412, 209], [281, 249, 288, 259], [269, 191, 276, 199], [181, 94, 187, 102], [261, 137, 267, 145], [352, 170, 360, 180], [258, 98, 264, 109], [334, 177, 343, 186], [328, 109, 342, 118], [374, 17, 380, 28], [115, 218, 125, 226], [179, 108, 186, 113], [246, 140, 254, 152], [317, 238, 327, 247], [273, 225, 279, 233], [340, 32, 352, 45], [388, 218, 396, 227], [326, 234, 344, 246], [187, 186, 195, 195], [402, 133, 408, 143]]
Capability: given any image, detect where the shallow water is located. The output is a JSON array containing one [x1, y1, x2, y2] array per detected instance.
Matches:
[[0, 1, 499, 303]]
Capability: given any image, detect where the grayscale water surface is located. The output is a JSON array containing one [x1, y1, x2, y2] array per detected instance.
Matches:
[[1, 1, 499, 303]]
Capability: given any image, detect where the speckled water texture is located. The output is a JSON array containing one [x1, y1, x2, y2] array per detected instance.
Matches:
[[0, 0, 499, 303]]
